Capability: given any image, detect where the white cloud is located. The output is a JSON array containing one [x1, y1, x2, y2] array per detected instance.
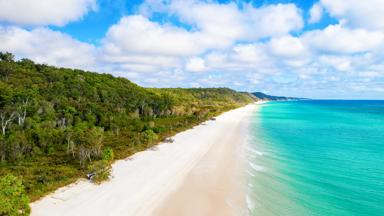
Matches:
[[102, 53, 181, 69], [103, 15, 204, 57], [245, 3, 304, 38], [119, 63, 160, 73], [309, 3, 323, 24], [232, 44, 267, 64], [140, 0, 304, 42], [202, 43, 279, 75], [169, 1, 247, 41], [359, 71, 383, 78], [100, 1, 304, 82], [268, 35, 307, 58], [320, 0, 384, 30], [318, 55, 352, 72], [185, 57, 207, 72], [0, 26, 96, 69], [302, 24, 384, 54], [0, 0, 96, 26]]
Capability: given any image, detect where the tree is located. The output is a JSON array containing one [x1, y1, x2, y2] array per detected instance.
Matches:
[[1, 110, 16, 135], [18, 58, 34, 68], [0, 52, 15, 62], [0, 62, 14, 80], [16, 98, 29, 126], [75, 126, 104, 166], [6, 131, 30, 161], [0, 174, 30, 216], [65, 128, 75, 157], [142, 129, 158, 145], [0, 86, 17, 135], [0, 134, 5, 162]]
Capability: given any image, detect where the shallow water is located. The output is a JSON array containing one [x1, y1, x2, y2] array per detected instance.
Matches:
[[247, 100, 384, 216]]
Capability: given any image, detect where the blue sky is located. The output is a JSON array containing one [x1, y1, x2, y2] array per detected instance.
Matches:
[[1, 0, 384, 99]]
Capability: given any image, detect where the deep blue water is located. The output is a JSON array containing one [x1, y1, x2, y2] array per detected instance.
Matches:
[[247, 100, 384, 216]]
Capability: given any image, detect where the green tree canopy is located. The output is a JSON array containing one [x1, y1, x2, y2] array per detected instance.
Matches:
[[0, 52, 15, 62]]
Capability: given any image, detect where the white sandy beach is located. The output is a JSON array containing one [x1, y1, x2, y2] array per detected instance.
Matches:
[[31, 104, 259, 216]]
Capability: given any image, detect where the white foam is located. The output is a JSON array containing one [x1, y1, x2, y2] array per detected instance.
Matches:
[[246, 194, 256, 212], [246, 170, 255, 177], [246, 146, 265, 156], [249, 162, 265, 172]]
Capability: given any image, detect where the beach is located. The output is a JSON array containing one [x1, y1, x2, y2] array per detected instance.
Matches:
[[31, 104, 258, 216]]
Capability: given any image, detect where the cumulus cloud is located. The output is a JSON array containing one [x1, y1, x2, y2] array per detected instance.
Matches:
[[0, 26, 96, 69], [268, 35, 307, 58], [185, 57, 207, 72], [140, 0, 303, 42], [245, 3, 304, 38], [232, 44, 267, 64], [202, 43, 278, 75], [169, 1, 247, 41], [0, 0, 97, 26], [301, 24, 384, 54], [98, 0, 304, 87], [268, 36, 310, 68], [309, 3, 323, 24], [320, 0, 384, 30], [103, 15, 203, 57], [318, 55, 352, 72], [103, 2, 304, 65]]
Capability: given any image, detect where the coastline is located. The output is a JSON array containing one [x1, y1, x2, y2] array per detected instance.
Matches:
[[151, 104, 258, 216], [31, 104, 260, 216]]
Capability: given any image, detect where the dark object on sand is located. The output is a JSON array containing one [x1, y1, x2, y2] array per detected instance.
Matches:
[[86, 172, 95, 180], [163, 137, 175, 143]]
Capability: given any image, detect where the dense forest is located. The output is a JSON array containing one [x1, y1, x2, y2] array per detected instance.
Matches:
[[0, 52, 255, 213]]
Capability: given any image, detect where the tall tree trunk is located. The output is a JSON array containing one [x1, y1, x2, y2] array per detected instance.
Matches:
[[1, 112, 15, 135], [17, 99, 29, 126]]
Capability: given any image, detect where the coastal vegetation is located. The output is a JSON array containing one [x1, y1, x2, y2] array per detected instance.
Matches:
[[251, 92, 303, 101], [0, 52, 255, 206], [0, 174, 30, 216]]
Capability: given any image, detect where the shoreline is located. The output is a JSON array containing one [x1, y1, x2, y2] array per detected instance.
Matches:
[[151, 104, 258, 216], [31, 104, 260, 216]]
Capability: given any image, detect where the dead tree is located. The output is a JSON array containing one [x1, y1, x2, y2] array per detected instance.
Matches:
[[16, 98, 29, 126], [1, 111, 16, 135]]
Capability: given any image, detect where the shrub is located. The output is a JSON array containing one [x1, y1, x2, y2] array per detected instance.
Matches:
[[142, 129, 158, 145], [102, 147, 114, 162], [0, 174, 30, 216], [148, 121, 155, 128], [86, 160, 111, 184]]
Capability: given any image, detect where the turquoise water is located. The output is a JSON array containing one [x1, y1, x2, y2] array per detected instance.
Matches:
[[247, 100, 384, 216]]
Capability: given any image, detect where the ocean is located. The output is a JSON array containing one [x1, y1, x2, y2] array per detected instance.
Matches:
[[246, 100, 384, 216]]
